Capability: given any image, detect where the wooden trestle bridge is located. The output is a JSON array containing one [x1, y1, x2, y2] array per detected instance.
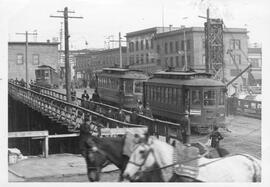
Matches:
[[8, 80, 183, 142]]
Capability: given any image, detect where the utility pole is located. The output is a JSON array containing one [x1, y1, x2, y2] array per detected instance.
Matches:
[[183, 27, 188, 71], [50, 7, 83, 103], [16, 31, 37, 87], [109, 32, 126, 68]]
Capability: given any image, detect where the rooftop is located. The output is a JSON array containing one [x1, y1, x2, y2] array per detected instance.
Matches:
[[126, 26, 180, 37], [8, 41, 59, 46], [155, 27, 248, 39]]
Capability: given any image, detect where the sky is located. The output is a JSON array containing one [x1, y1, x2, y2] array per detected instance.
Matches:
[[1, 0, 270, 50]]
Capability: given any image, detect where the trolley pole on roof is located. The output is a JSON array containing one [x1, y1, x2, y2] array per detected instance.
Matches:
[[50, 7, 83, 103], [16, 31, 38, 88]]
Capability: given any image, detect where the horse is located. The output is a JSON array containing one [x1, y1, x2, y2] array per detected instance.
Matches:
[[123, 136, 261, 182], [82, 133, 168, 182]]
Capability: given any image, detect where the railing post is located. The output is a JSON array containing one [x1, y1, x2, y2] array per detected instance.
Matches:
[[44, 135, 49, 158]]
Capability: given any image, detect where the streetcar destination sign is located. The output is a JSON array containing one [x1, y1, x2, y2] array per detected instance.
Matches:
[[101, 127, 147, 136]]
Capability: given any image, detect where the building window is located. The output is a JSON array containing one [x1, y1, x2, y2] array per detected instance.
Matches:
[[32, 54, 39, 65], [230, 54, 241, 65], [175, 56, 179, 67], [186, 40, 191, 51], [202, 39, 205, 49], [157, 44, 160, 53], [170, 56, 174, 67], [146, 53, 149, 63], [187, 55, 191, 64], [202, 54, 205, 65], [230, 39, 241, 50], [170, 42, 173, 53], [136, 54, 139, 64], [145, 40, 149, 49], [17, 54, 24, 65], [150, 38, 154, 49], [136, 41, 139, 51], [175, 41, 179, 52], [141, 54, 144, 64], [165, 43, 168, 54], [181, 40, 185, 51], [129, 55, 134, 65], [181, 55, 185, 68], [141, 40, 144, 50]]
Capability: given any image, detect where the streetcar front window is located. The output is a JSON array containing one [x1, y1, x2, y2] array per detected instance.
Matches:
[[191, 90, 201, 106], [44, 70, 50, 80], [203, 90, 216, 106], [219, 90, 225, 105], [134, 80, 143, 94]]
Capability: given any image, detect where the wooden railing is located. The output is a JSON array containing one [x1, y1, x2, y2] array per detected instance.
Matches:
[[8, 81, 183, 142]]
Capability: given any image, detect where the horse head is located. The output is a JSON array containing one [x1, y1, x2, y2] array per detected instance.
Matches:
[[123, 137, 158, 181], [83, 137, 110, 182]]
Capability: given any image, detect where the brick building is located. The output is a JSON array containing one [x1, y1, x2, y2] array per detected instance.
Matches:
[[154, 27, 249, 84], [75, 47, 127, 81], [126, 26, 179, 73], [8, 41, 59, 81]]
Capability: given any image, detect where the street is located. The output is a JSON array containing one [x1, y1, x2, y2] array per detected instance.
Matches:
[[9, 115, 261, 182]]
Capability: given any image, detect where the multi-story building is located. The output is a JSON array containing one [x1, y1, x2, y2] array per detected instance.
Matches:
[[75, 47, 127, 81], [248, 44, 262, 85], [126, 26, 179, 73], [8, 41, 59, 81], [154, 27, 249, 86]]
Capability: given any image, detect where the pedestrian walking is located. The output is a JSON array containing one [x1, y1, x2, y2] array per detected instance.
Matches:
[[91, 89, 100, 102], [136, 100, 145, 115], [209, 125, 224, 156], [181, 112, 191, 144], [144, 102, 153, 118], [116, 107, 126, 122], [81, 90, 90, 101], [130, 108, 139, 124]]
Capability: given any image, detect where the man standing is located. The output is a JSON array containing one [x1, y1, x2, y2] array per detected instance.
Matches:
[[91, 89, 100, 102], [181, 112, 191, 144], [81, 90, 90, 101], [136, 100, 145, 115], [144, 102, 153, 118], [209, 125, 224, 156]]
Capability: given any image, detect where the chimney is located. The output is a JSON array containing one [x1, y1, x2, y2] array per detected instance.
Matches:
[[169, 24, 173, 31]]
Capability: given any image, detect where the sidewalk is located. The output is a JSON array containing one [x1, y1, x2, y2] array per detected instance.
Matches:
[[8, 153, 118, 182]]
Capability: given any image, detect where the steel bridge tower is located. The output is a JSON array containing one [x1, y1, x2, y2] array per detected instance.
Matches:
[[204, 9, 224, 81]]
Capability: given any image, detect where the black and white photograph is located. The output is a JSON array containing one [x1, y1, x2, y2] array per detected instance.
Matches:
[[0, 0, 269, 184]]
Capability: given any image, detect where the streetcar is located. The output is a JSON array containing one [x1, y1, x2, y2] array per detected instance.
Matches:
[[143, 70, 227, 133], [35, 65, 61, 89], [96, 68, 149, 109]]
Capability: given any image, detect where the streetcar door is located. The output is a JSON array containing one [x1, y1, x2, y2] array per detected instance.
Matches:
[[189, 88, 202, 116]]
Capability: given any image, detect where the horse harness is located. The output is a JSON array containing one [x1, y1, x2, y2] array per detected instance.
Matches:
[[86, 146, 111, 170], [127, 142, 228, 181]]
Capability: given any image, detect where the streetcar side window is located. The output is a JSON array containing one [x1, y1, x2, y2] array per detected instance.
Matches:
[[203, 90, 216, 106], [125, 80, 133, 95], [134, 80, 143, 94], [191, 90, 201, 106]]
